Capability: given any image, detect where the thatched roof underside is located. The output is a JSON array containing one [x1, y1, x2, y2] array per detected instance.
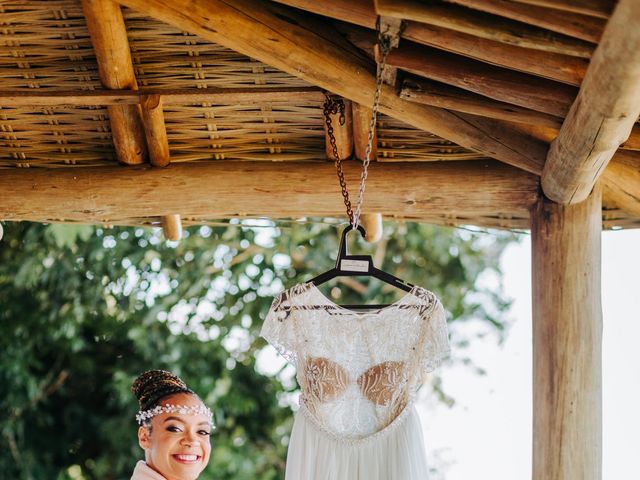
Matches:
[[1, 0, 639, 230]]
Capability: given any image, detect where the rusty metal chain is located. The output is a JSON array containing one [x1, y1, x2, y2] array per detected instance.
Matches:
[[324, 95, 353, 224], [323, 20, 394, 228]]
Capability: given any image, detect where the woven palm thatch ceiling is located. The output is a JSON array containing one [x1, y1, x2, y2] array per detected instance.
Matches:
[[0, 0, 639, 231]]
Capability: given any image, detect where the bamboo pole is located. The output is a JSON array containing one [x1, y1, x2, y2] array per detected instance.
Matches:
[[542, 0, 640, 204], [531, 182, 602, 480], [81, 0, 147, 165]]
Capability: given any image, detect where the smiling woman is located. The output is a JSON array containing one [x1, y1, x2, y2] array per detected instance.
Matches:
[[131, 370, 214, 480]]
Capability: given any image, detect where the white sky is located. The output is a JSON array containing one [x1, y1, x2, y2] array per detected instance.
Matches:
[[418, 229, 640, 479]]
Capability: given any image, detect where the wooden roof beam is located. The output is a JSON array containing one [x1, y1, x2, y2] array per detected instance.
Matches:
[[512, 0, 613, 19], [385, 41, 577, 119], [375, 0, 594, 58], [277, 0, 589, 86], [0, 160, 540, 225], [81, 0, 147, 165], [116, 0, 547, 175], [445, 0, 605, 43], [400, 78, 563, 129], [542, 0, 640, 204]]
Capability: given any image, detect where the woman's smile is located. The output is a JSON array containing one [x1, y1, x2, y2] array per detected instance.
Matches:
[[172, 454, 202, 464]]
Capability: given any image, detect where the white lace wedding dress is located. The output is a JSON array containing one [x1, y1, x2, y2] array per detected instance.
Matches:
[[260, 282, 450, 480]]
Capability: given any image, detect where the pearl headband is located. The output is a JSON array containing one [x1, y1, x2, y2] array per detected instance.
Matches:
[[136, 403, 214, 426]]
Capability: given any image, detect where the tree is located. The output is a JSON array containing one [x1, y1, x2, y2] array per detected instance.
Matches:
[[0, 219, 515, 479]]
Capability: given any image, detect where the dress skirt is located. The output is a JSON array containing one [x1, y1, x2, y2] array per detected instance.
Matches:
[[285, 404, 429, 480]]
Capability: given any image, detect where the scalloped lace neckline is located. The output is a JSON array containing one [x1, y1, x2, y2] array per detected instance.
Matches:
[[305, 282, 421, 318]]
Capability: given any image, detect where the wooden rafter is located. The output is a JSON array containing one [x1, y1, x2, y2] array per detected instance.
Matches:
[[445, 0, 605, 43], [402, 23, 587, 87], [81, 0, 147, 165], [385, 42, 577, 118], [0, 160, 540, 225], [512, 0, 613, 18], [115, 0, 548, 174], [280, 0, 589, 86], [542, 0, 640, 204], [400, 78, 563, 128], [375, 0, 594, 58]]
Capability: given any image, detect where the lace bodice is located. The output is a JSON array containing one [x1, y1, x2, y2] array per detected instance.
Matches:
[[261, 282, 450, 439]]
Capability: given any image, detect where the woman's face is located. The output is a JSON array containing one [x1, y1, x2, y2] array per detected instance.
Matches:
[[138, 393, 212, 480]]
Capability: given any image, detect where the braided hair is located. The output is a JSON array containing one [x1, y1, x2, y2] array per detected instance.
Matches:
[[132, 369, 194, 413]]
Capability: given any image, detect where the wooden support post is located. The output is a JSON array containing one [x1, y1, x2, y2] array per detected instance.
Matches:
[[81, 0, 147, 165], [531, 183, 602, 480], [324, 98, 354, 161]]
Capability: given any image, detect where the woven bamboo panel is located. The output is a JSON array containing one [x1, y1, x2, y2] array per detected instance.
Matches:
[[0, 0, 484, 168], [377, 116, 484, 162], [123, 9, 312, 89]]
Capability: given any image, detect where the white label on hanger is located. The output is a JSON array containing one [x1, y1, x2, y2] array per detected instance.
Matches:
[[340, 259, 369, 272]]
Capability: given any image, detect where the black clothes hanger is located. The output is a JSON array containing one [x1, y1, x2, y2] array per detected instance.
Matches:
[[309, 224, 414, 310]]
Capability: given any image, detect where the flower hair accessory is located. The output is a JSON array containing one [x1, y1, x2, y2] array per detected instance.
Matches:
[[136, 403, 214, 426]]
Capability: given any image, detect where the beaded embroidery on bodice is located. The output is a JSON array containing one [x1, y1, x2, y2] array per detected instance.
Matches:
[[261, 282, 450, 439]]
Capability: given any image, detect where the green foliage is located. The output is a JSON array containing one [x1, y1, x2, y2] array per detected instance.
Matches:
[[0, 220, 516, 479]]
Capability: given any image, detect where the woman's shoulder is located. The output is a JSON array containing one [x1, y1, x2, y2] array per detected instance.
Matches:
[[130, 461, 167, 480]]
